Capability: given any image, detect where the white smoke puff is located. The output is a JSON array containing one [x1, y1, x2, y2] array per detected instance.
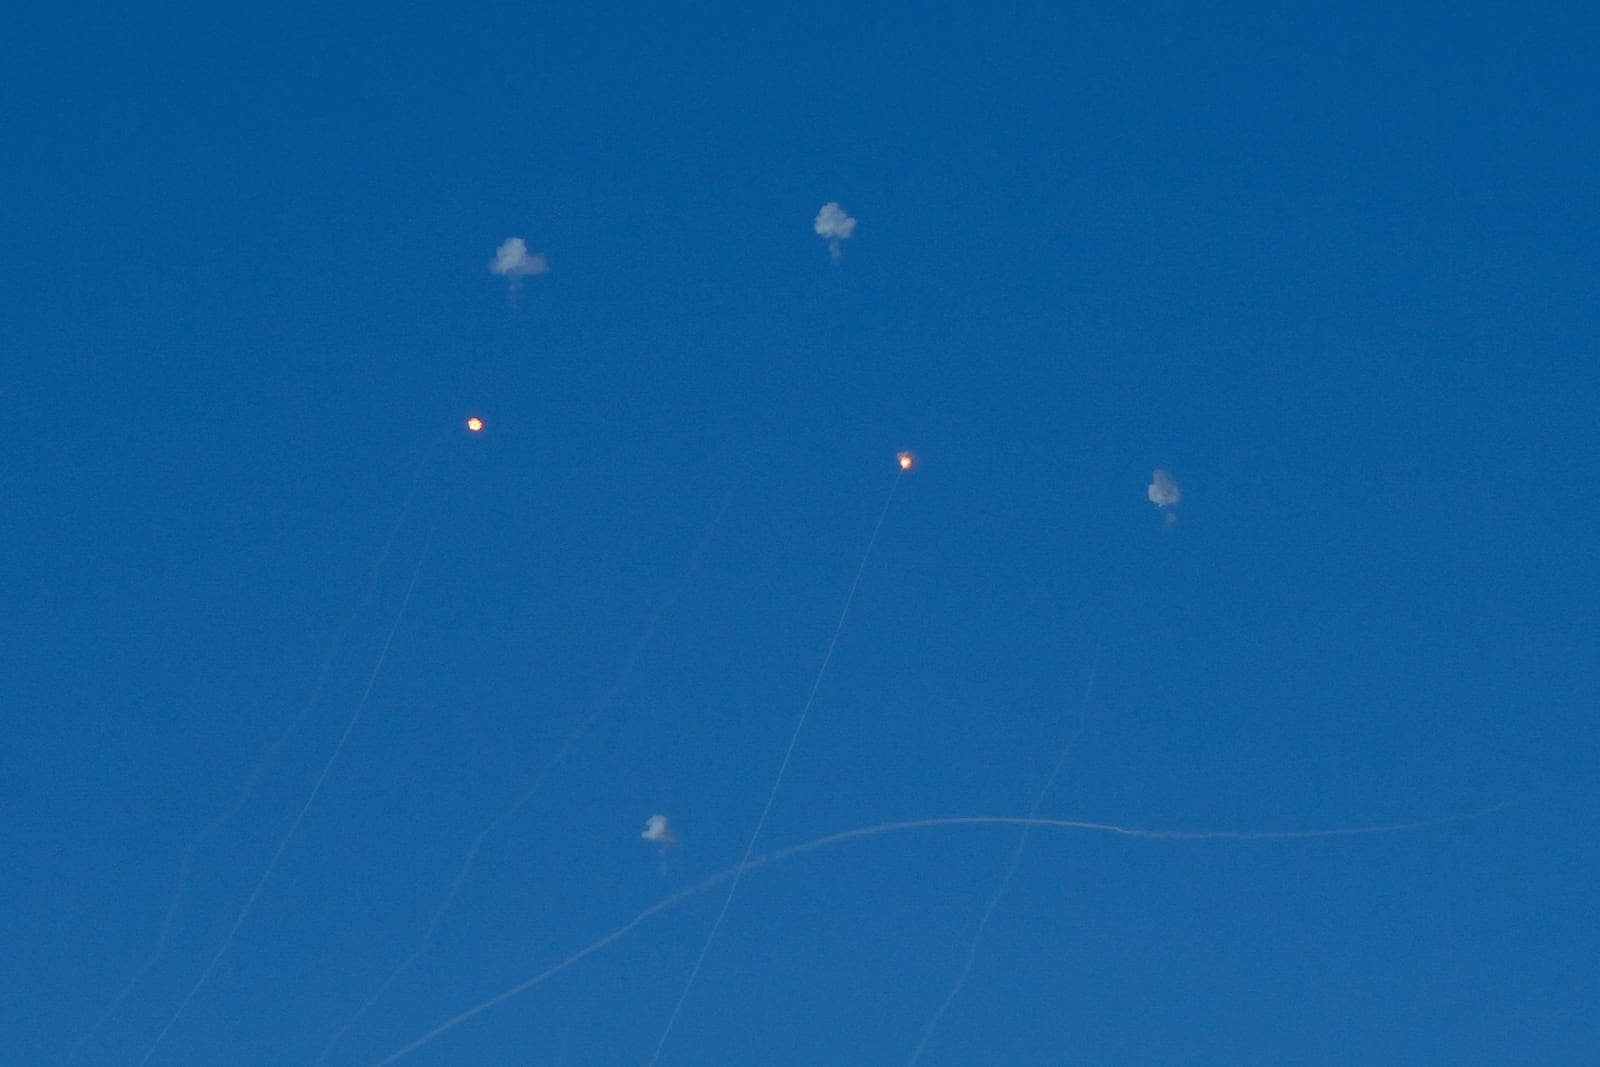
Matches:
[[814, 202, 857, 261], [488, 237, 548, 280], [814, 202, 856, 240], [1147, 469, 1181, 508], [641, 814, 677, 847]]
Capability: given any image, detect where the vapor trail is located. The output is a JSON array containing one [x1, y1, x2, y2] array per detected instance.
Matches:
[[370, 803, 1503, 1066]]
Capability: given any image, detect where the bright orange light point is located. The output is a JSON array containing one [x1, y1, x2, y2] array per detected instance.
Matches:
[[897, 451, 915, 470], [466, 417, 484, 433]]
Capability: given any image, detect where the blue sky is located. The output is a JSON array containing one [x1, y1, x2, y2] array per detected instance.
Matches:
[[4, 3, 1597, 1064]]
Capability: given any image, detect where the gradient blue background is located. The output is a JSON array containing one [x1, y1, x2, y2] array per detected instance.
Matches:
[[4, 3, 1597, 1064]]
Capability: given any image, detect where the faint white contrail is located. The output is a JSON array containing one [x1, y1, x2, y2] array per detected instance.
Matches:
[[907, 638, 1103, 1066], [646, 463, 908, 1066], [316, 482, 739, 1064], [139, 500, 440, 1067], [369, 802, 1506, 1066]]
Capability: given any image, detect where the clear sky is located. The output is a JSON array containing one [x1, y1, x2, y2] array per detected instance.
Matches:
[[4, 3, 1597, 1065]]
